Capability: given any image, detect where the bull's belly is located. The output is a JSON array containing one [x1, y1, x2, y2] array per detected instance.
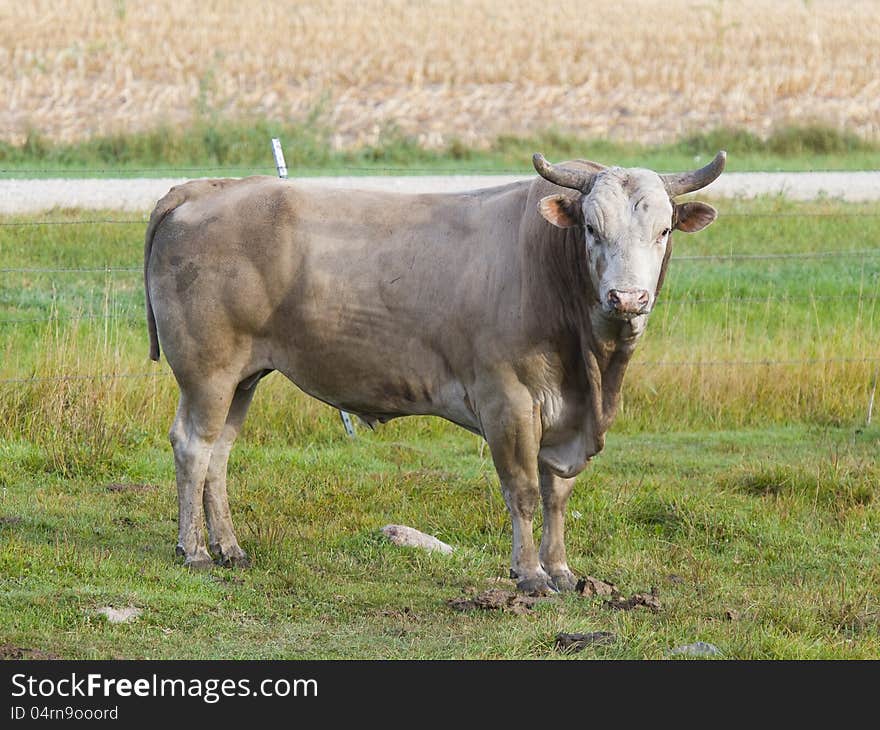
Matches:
[[271, 346, 481, 434]]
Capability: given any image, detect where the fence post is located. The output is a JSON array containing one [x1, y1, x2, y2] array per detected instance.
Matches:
[[867, 363, 880, 426], [270, 137, 356, 438]]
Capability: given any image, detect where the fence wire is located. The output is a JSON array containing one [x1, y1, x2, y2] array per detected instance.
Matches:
[[3, 292, 880, 328], [0, 266, 140, 274], [0, 219, 145, 227], [1, 356, 877, 386], [2, 249, 878, 274], [1, 168, 878, 394], [2, 212, 880, 229], [0, 371, 169, 385], [3, 165, 880, 175]]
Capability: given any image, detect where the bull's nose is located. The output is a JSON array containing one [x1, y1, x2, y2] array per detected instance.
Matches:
[[607, 288, 650, 314]]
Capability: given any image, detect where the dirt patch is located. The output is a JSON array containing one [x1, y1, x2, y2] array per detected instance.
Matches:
[[555, 632, 617, 653], [605, 590, 662, 613], [448, 588, 550, 616], [380, 607, 420, 622], [0, 644, 60, 660], [0, 516, 22, 526], [575, 575, 662, 613], [106, 483, 157, 493], [576, 576, 617, 597]]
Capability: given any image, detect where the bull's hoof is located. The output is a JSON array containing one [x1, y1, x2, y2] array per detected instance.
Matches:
[[183, 556, 215, 570], [174, 545, 185, 558], [515, 576, 558, 595], [210, 543, 251, 569], [549, 571, 579, 592], [215, 552, 251, 569]]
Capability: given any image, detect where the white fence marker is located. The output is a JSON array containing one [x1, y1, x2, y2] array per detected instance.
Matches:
[[867, 363, 879, 426], [270, 138, 356, 438], [270, 137, 288, 179]]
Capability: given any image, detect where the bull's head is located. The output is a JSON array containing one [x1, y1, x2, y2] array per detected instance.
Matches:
[[533, 151, 725, 320]]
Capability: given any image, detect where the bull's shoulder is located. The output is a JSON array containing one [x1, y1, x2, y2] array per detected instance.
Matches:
[[159, 175, 278, 208], [149, 177, 262, 223]]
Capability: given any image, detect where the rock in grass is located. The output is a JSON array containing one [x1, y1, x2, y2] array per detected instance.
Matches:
[[668, 641, 722, 658], [96, 606, 142, 624], [381, 524, 453, 554]]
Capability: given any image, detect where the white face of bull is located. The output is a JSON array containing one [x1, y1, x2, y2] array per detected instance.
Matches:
[[536, 162, 720, 321], [581, 169, 673, 319]]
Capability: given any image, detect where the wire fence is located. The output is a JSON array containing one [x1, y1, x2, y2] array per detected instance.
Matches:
[[1, 247, 879, 275], [1, 164, 878, 401], [3, 164, 880, 175], [1, 357, 878, 386], [3, 291, 880, 329], [4, 211, 880, 228], [0, 219, 145, 227]]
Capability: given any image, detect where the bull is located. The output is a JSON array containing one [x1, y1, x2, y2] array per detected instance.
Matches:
[[144, 151, 725, 592]]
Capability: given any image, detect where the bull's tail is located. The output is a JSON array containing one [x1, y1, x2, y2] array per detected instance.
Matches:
[[144, 186, 187, 361]]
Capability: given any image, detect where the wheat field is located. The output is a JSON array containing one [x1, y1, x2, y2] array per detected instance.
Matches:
[[2, 0, 879, 149]]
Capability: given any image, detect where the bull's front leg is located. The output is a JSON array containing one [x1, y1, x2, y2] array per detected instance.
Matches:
[[481, 390, 554, 593], [539, 470, 578, 591]]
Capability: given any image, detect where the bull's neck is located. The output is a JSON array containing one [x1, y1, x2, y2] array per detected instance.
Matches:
[[526, 224, 645, 428]]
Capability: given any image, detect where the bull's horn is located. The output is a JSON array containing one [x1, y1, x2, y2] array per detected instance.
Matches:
[[532, 153, 595, 192], [660, 150, 727, 197]]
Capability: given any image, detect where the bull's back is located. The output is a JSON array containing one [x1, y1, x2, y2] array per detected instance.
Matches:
[[146, 176, 528, 421]]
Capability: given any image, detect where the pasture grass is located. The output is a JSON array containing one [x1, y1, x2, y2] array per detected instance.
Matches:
[[2, 122, 880, 177], [2, 425, 879, 659], [0, 197, 879, 659]]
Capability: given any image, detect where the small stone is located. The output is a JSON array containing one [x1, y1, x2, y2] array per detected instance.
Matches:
[[96, 606, 142, 624], [381, 524, 453, 554], [668, 641, 723, 657]]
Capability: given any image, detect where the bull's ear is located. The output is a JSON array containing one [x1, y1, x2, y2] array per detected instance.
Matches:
[[674, 201, 717, 233], [538, 194, 583, 228]]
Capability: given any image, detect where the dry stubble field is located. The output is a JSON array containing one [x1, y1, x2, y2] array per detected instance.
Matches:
[[2, 0, 879, 149]]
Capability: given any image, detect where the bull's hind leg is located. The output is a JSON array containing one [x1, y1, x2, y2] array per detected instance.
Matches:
[[169, 380, 236, 569], [539, 471, 578, 591], [203, 383, 258, 568]]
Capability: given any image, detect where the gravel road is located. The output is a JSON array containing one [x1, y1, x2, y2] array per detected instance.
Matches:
[[2, 172, 879, 214]]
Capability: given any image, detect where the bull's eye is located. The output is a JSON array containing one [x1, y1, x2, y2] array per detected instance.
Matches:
[[585, 224, 595, 237], [661, 227, 670, 237]]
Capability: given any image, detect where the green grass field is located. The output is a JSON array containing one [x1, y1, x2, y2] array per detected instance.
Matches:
[[2, 122, 879, 177], [1, 195, 879, 659]]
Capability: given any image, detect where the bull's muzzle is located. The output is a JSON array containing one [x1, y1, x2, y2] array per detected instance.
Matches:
[[607, 288, 650, 316]]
